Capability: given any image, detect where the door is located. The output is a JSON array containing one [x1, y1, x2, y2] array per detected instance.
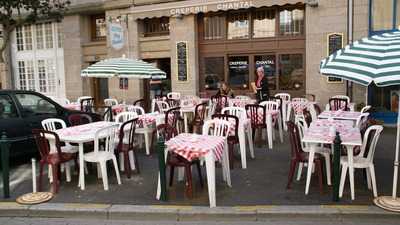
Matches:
[[92, 78, 109, 105]]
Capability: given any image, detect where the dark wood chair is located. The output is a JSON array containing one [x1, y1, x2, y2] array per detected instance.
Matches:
[[32, 129, 77, 194], [191, 102, 207, 134], [165, 106, 181, 129], [80, 98, 95, 112], [245, 104, 267, 144], [302, 108, 312, 127], [115, 118, 139, 178], [67, 113, 92, 126], [329, 98, 349, 111], [166, 98, 180, 108], [211, 95, 228, 114], [286, 121, 323, 193], [212, 114, 239, 169], [156, 124, 204, 198]]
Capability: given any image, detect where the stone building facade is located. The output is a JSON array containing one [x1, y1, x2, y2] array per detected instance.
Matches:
[[2, 0, 389, 109]]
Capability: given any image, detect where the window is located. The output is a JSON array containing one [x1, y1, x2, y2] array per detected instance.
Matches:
[[18, 61, 26, 90], [0, 95, 18, 119], [203, 57, 224, 90], [91, 14, 107, 41], [15, 93, 57, 115], [36, 24, 44, 49], [24, 25, 33, 50], [228, 56, 249, 88], [38, 60, 47, 93], [279, 54, 304, 90], [16, 27, 24, 51], [57, 23, 63, 48], [143, 17, 170, 37], [255, 55, 276, 90], [46, 59, 56, 94], [253, 9, 276, 38], [372, 0, 394, 31], [227, 12, 249, 39], [119, 78, 128, 89], [279, 8, 304, 36], [18, 60, 35, 91], [44, 22, 53, 49], [203, 14, 225, 40]]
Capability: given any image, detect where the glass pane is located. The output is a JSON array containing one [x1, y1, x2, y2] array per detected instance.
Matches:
[[24, 25, 32, 50], [16, 27, 24, 51], [0, 95, 18, 119], [255, 55, 276, 90], [15, 93, 57, 115], [279, 54, 304, 91], [96, 17, 107, 37], [18, 61, 26, 90], [204, 15, 225, 40], [36, 24, 44, 49], [279, 8, 304, 36], [38, 60, 47, 93], [57, 23, 63, 48], [44, 23, 53, 49], [46, 59, 56, 94], [26, 61, 35, 91], [372, 0, 394, 30], [228, 12, 249, 39], [204, 57, 224, 90], [253, 9, 275, 38], [228, 56, 249, 88]]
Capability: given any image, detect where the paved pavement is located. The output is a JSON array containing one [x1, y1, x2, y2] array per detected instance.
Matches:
[[0, 127, 398, 206]]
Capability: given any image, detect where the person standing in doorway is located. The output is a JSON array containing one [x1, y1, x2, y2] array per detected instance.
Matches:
[[255, 66, 269, 102]]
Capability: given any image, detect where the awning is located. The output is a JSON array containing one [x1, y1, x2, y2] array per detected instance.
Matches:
[[130, 0, 304, 19]]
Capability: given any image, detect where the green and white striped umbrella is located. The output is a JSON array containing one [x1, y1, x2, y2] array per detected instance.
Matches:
[[320, 31, 400, 87], [81, 57, 166, 79]]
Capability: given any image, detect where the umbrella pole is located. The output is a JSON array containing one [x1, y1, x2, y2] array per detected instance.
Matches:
[[373, 90, 400, 212]]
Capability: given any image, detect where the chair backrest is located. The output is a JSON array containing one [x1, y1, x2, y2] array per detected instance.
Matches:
[[302, 108, 312, 127], [126, 105, 145, 115], [202, 118, 231, 138], [286, 121, 303, 159], [222, 106, 246, 121], [329, 97, 348, 111], [115, 111, 138, 123], [235, 95, 251, 100], [259, 100, 279, 111], [77, 96, 92, 103], [165, 107, 181, 128], [156, 100, 169, 113], [133, 99, 145, 107], [308, 104, 318, 122], [41, 118, 67, 131], [68, 113, 92, 126], [355, 112, 370, 129], [295, 118, 308, 150], [193, 102, 207, 123], [156, 123, 178, 141], [94, 124, 119, 154], [359, 125, 383, 162], [263, 96, 282, 110], [32, 129, 62, 158], [211, 95, 228, 114], [166, 98, 180, 108], [361, 105, 372, 113], [80, 98, 95, 112], [167, 92, 181, 100], [332, 95, 350, 103], [245, 104, 266, 127], [117, 118, 138, 150], [275, 93, 291, 101], [212, 114, 239, 138], [292, 97, 308, 103], [104, 98, 118, 107]]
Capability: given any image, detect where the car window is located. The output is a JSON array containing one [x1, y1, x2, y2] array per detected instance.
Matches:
[[0, 95, 18, 119], [15, 93, 57, 115]]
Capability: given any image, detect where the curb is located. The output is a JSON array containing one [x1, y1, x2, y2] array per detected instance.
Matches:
[[0, 202, 398, 221]]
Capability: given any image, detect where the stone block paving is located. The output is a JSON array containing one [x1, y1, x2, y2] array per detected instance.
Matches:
[[1, 128, 397, 206]]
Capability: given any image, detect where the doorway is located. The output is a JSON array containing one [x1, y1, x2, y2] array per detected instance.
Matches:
[[92, 78, 109, 105], [143, 58, 171, 110]]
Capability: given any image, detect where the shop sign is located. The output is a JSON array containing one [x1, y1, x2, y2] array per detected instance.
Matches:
[[170, 1, 254, 16], [109, 23, 124, 50], [176, 41, 189, 82]]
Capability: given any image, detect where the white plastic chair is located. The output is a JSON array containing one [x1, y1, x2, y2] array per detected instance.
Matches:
[[259, 101, 283, 147], [202, 118, 231, 138], [77, 96, 92, 103], [355, 113, 369, 129], [361, 105, 372, 113], [83, 124, 121, 190], [234, 95, 251, 100], [126, 105, 145, 115], [339, 125, 383, 198], [275, 93, 291, 101], [41, 118, 78, 183], [259, 101, 279, 111], [115, 112, 137, 123], [332, 95, 350, 103], [222, 107, 255, 169], [167, 92, 181, 100], [292, 97, 308, 103], [156, 101, 169, 113], [104, 98, 119, 107]]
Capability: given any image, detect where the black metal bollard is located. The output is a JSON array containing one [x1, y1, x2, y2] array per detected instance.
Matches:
[[0, 132, 10, 198], [157, 136, 167, 201], [332, 131, 342, 202]]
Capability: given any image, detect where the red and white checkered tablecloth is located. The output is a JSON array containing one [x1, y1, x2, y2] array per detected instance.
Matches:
[[165, 133, 225, 162], [112, 104, 126, 114], [57, 121, 114, 136], [137, 113, 175, 128], [312, 119, 354, 129], [306, 121, 360, 144], [228, 99, 257, 108], [290, 101, 316, 115], [318, 110, 361, 121]]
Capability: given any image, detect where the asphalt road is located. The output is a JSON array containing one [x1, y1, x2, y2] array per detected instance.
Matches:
[[1, 216, 399, 225]]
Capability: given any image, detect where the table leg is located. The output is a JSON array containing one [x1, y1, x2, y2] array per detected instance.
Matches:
[[238, 126, 247, 169], [184, 113, 189, 133], [223, 140, 231, 187], [346, 145, 355, 200], [305, 145, 316, 195], [247, 124, 255, 159], [266, 114, 273, 150], [205, 154, 216, 207], [78, 143, 85, 190], [286, 104, 292, 123], [278, 114, 283, 143], [156, 147, 169, 200]]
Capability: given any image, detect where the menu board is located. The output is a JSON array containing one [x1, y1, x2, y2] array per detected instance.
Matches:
[[327, 33, 344, 83], [176, 41, 188, 82]]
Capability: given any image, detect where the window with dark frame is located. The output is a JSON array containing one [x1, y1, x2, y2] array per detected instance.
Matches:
[[278, 54, 304, 91], [203, 57, 224, 90], [227, 11, 249, 39], [203, 14, 225, 40], [228, 56, 249, 88], [91, 14, 107, 41], [253, 9, 276, 38], [143, 17, 170, 37], [279, 8, 304, 36], [119, 78, 128, 90]]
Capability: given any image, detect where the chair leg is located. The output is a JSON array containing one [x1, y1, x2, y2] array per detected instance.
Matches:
[[38, 162, 44, 192], [119, 152, 125, 172], [339, 164, 348, 198], [144, 132, 151, 155], [287, 160, 297, 189], [369, 165, 378, 197], [315, 161, 324, 194], [112, 156, 122, 185], [195, 161, 204, 188], [132, 149, 140, 174], [124, 151, 131, 179], [228, 143, 234, 169], [324, 153, 332, 186], [366, 168, 372, 190], [296, 162, 303, 181], [169, 166, 175, 187], [51, 164, 59, 194], [99, 161, 109, 191], [65, 161, 71, 182], [185, 166, 193, 198]]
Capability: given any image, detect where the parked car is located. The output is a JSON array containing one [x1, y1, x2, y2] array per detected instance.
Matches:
[[0, 90, 99, 159]]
